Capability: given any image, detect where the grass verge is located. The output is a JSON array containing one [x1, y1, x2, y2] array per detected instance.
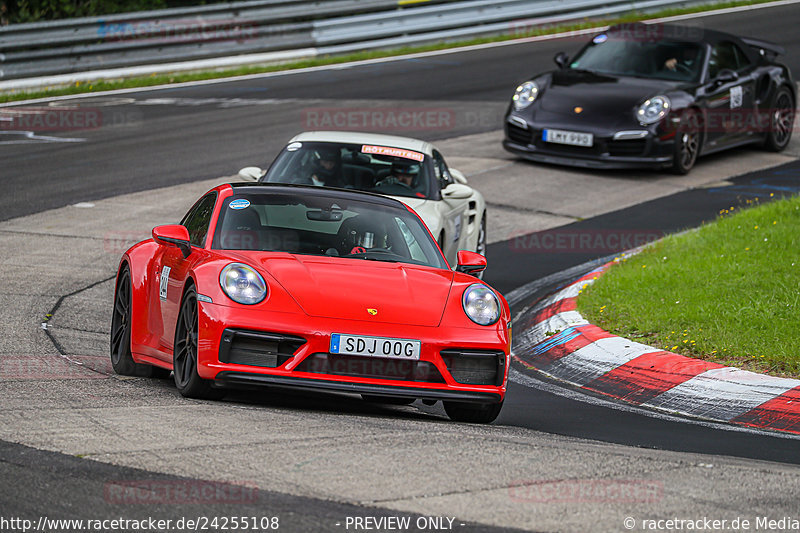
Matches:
[[577, 194, 800, 378], [0, 0, 781, 104]]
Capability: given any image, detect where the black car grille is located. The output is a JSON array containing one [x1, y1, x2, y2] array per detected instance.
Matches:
[[608, 139, 647, 157], [296, 353, 445, 383], [506, 123, 532, 145], [218, 329, 306, 368], [440, 349, 505, 386]]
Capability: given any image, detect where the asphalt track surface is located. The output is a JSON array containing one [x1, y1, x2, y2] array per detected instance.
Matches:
[[2, 2, 800, 221], [2, 3, 800, 530], [0, 440, 529, 533]]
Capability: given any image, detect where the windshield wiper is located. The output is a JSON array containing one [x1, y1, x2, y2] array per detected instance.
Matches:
[[358, 253, 399, 263], [347, 250, 401, 263]]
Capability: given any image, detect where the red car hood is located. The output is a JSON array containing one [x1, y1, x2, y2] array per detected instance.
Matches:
[[227, 252, 454, 326]]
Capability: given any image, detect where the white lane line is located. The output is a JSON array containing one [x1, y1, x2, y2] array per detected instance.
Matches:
[[0, 131, 86, 144], [508, 367, 800, 440], [646, 0, 800, 24], [546, 336, 660, 386], [4, 0, 800, 107], [644, 367, 800, 421]]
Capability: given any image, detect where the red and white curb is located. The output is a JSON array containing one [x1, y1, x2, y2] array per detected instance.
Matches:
[[512, 263, 800, 435]]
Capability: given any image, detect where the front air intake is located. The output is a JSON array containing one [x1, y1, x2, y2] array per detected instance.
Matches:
[[440, 349, 505, 385], [218, 329, 305, 368]]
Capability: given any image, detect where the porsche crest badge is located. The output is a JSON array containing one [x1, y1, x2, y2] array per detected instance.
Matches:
[[367, 308, 378, 316], [573, 106, 583, 114]]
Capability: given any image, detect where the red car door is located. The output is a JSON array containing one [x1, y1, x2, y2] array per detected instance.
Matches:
[[155, 192, 218, 360]]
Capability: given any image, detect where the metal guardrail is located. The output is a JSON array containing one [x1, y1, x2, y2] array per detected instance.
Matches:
[[0, 0, 716, 82], [0, 0, 404, 79]]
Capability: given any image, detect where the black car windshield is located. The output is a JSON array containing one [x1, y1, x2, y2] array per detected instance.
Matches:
[[261, 141, 434, 200], [212, 192, 448, 269], [570, 36, 705, 82]]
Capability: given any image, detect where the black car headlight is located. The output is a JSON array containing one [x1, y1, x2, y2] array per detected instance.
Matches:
[[512, 81, 539, 111], [636, 96, 671, 124], [220, 263, 267, 305], [462, 284, 500, 326]]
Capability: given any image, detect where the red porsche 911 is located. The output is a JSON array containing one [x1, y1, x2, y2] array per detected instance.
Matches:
[[111, 183, 510, 423]]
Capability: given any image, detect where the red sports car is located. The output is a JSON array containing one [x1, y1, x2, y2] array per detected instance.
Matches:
[[111, 183, 510, 423]]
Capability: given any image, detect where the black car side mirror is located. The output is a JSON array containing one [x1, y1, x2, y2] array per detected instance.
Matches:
[[714, 68, 738, 85], [554, 52, 569, 69]]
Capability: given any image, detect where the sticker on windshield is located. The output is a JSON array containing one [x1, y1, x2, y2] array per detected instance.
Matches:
[[593, 34, 608, 44], [362, 145, 424, 162], [229, 199, 250, 210], [730, 86, 743, 109], [287, 142, 302, 151]]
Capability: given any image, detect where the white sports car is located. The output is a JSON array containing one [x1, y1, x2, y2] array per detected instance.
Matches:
[[239, 131, 487, 273]]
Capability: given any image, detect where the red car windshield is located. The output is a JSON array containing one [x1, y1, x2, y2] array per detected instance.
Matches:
[[212, 192, 448, 269]]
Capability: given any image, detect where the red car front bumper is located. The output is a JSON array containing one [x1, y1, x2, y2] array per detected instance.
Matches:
[[196, 300, 509, 403]]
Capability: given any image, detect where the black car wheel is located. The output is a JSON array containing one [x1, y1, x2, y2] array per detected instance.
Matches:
[[110, 265, 157, 377], [671, 110, 701, 175], [443, 400, 503, 424], [763, 87, 795, 152], [173, 286, 223, 400]]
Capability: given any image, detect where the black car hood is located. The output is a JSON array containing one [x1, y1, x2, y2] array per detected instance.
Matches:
[[537, 69, 686, 122]]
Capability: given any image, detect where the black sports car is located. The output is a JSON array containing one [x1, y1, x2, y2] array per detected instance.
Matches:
[[503, 23, 796, 174]]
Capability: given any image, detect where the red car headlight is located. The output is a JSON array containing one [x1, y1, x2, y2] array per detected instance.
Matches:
[[462, 283, 500, 326], [219, 263, 267, 305]]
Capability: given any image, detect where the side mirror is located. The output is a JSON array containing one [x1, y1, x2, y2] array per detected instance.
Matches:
[[152, 225, 192, 259], [449, 168, 468, 184], [714, 69, 738, 84], [238, 166, 264, 182], [554, 52, 569, 69], [456, 250, 486, 276], [442, 183, 472, 200]]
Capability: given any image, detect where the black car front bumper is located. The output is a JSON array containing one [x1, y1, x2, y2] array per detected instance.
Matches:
[[503, 119, 675, 170]]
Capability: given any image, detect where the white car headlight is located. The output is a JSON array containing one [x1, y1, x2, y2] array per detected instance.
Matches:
[[220, 263, 267, 305], [462, 284, 500, 326], [512, 81, 539, 111], [636, 95, 671, 124]]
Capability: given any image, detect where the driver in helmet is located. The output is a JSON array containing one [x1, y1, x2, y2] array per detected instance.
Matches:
[[309, 146, 343, 187], [387, 160, 420, 189]]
